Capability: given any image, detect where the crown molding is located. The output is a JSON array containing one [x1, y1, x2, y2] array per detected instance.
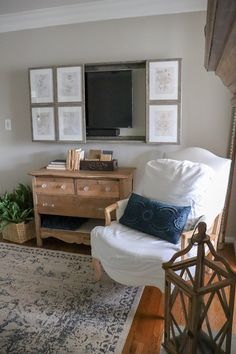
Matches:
[[0, 0, 207, 34]]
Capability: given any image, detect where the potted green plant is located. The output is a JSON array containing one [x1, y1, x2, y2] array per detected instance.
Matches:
[[0, 183, 35, 243]]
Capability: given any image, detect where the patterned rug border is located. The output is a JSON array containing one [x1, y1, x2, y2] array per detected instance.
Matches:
[[0, 241, 143, 353], [114, 285, 143, 353], [0, 241, 92, 259]]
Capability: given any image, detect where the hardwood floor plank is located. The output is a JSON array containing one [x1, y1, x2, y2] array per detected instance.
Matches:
[[123, 287, 164, 354]]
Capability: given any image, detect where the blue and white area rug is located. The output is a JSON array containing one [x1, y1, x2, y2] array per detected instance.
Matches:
[[0, 242, 143, 354]]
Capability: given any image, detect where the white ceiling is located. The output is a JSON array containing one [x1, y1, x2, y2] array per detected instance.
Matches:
[[0, 0, 207, 33]]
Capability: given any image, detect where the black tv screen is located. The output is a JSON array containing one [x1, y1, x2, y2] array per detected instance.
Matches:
[[85, 70, 132, 129]]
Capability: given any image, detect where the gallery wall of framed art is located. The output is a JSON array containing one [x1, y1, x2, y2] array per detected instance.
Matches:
[[29, 59, 182, 144], [29, 65, 85, 142]]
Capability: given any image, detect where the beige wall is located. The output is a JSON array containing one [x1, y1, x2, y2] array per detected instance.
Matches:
[[0, 11, 233, 237]]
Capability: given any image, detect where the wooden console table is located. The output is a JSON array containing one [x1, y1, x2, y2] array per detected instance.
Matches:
[[29, 168, 135, 247]]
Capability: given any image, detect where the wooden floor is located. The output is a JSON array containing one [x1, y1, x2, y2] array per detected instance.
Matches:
[[0, 235, 236, 354]]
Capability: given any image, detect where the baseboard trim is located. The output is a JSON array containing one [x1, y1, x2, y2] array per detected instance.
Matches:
[[225, 236, 236, 254]]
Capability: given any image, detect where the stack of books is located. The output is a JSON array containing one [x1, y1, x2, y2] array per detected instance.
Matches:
[[66, 149, 85, 171], [46, 159, 67, 170]]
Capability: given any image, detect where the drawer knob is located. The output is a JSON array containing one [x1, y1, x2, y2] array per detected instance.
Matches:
[[83, 186, 89, 192], [105, 186, 111, 192], [41, 183, 47, 188], [42, 202, 48, 207], [51, 204, 55, 208], [60, 185, 66, 190]]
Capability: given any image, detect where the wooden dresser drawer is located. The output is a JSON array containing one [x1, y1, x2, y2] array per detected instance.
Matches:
[[35, 177, 75, 195], [37, 195, 117, 218], [30, 167, 135, 246], [37, 195, 75, 216], [76, 179, 119, 198]]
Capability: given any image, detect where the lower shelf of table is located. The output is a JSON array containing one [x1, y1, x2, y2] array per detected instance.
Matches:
[[40, 218, 105, 245]]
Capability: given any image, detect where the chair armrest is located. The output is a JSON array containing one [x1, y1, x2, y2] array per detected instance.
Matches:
[[105, 203, 118, 226], [116, 198, 129, 220], [104, 198, 129, 226], [180, 212, 222, 260], [181, 230, 193, 251]]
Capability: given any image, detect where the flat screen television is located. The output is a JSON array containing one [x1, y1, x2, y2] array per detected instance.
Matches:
[[85, 70, 133, 133]]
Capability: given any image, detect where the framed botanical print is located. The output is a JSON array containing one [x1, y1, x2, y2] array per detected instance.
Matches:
[[31, 107, 55, 141], [58, 106, 84, 141], [56, 66, 82, 102], [147, 59, 181, 144], [149, 60, 180, 101], [29, 68, 54, 104], [148, 104, 179, 143]]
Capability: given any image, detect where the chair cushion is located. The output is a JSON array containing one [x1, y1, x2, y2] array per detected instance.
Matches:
[[142, 159, 215, 230], [119, 193, 191, 244], [91, 221, 198, 290]]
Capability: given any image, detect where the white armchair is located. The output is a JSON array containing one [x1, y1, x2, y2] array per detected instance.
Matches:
[[91, 147, 231, 292]]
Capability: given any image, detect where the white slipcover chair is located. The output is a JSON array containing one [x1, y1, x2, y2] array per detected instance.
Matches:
[[90, 147, 231, 292]]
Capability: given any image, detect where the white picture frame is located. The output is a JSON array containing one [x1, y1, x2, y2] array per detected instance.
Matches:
[[57, 66, 82, 102], [29, 68, 54, 104], [148, 104, 179, 143], [31, 107, 55, 141], [58, 106, 83, 141], [149, 60, 179, 100]]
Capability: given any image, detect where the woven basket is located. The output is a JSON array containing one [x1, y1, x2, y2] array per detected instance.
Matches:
[[2, 220, 35, 244]]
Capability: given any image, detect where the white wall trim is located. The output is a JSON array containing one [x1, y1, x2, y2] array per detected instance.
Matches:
[[0, 0, 207, 33]]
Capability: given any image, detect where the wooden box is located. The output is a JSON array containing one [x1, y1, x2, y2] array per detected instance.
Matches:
[[80, 159, 118, 171]]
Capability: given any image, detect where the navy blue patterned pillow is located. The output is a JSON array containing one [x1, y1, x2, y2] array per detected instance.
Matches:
[[119, 193, 191, 244]]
